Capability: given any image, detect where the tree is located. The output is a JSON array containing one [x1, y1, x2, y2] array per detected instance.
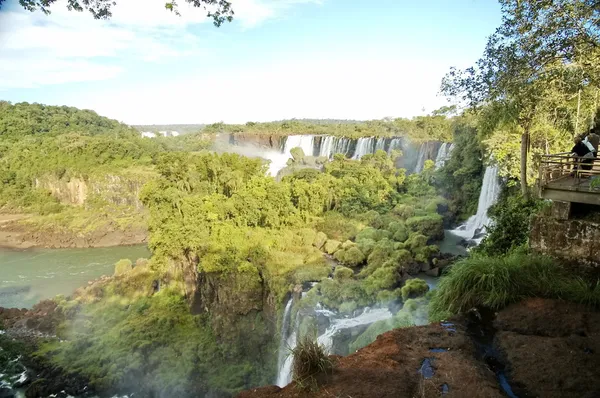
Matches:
[[442, 0, 600, 196], [2, 0, 234, 26]]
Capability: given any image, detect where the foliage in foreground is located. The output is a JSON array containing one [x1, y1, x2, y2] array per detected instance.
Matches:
[[291, 338, 332, 390], [429, 252, 600, 322], [476, 193, 547, 256]]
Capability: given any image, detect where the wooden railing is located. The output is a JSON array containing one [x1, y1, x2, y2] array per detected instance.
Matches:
[[539, 152, 600, 192]]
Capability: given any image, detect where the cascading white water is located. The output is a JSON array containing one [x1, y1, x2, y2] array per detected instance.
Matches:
[[318, 136, 335, 157], [414, 144, 428, 173], [265, 135, 315, 176], [434, 143, 453, 169], [230, 134, 429, 177], [317, 307, 393, 353], [284, 135, 315, 156], [452, 165, 501, 241], [352, 137, 374, 159], [374, 137, 386, 152], [387, 138, 403, 154], [276, 299, 297, 387], [275, 304, 393, 386]]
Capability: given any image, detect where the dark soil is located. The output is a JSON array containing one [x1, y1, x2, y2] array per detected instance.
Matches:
[[494, 298, 600, 398]]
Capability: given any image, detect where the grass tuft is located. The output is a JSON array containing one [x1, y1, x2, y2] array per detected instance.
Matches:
[[291, 337, 333, 390], [429, 252, 600, 321]]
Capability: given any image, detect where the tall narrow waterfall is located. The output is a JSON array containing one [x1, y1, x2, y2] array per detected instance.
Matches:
[[414, 144, 428, 173], [434, 143, 454, 169], [352, 137, 375, 159], [452, 165, 501, 240], [318, 136, 335, 157], [276, 298, 297, 387]]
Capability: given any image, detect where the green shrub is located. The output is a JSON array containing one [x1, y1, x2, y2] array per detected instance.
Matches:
[[114, 259, 133, 276], [316, 279, 371, 311], [316, 213, 359, 242], [476, 194, 546, 256], [400, 279, 429, 301], [339, 301, 358, 314], [324, 239, 341, 254], [356, 238, 376, 257], [333, 266, 354, 281], [364, 266, 399, 295], [334, 246, 365, 266], [392, 204, 415, 219], [405, 215, 444, 239], [429, 252, 600, 322]]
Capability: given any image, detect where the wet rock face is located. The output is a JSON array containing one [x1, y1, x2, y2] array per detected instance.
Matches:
[[530, 214, 600, 272]]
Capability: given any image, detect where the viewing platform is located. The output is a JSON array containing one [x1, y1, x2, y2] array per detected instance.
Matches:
[[538, 153, 600, 206]]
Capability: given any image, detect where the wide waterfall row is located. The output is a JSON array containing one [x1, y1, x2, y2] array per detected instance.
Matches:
[[218, 133, 453, 177], [275, 135, 407, 160]]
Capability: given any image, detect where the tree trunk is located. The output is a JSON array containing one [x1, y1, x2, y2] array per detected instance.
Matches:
[[520, 131, 529, 197]]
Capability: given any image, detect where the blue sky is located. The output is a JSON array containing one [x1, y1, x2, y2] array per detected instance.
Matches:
[[0, 0, 501, 124]]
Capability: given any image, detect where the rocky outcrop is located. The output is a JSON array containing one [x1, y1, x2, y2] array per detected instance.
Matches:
[[173, 255, 278, 363], [35, 173, 148, 209], [221, 133, 286, 150], [0, 217, 147, 249], [238, 299, 600, 398], [530, 214, 600, 273]]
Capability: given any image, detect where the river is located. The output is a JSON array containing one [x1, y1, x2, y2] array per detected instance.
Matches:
[[0, 245, 150, 309]]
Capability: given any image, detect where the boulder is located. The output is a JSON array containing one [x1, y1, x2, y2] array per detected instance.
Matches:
[[313, 232, 328, 250], [324, 239, 342, 254]]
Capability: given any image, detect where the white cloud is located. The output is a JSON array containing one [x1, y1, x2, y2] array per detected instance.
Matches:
[[81, 58, 448, 124], [0, 0, 322, 89]]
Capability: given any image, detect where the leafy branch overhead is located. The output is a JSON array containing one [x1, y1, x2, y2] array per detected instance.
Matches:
[[4, 0, 234, 26]]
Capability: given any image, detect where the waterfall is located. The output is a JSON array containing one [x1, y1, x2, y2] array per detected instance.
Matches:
[[414, 144, 428, 173], [452, 165, 501, 241], [335, 137, 353, 157], [434, 143, 454, 170], [387, 138, 403, 154], [352, 137, 374, 160], [374, 137, 386, 152], [318, 136, 335, 157], [316, 307, 393, 353], [275, 303, 393, 387], [275, 298, 297, 387], [283, 135, 315, 156]]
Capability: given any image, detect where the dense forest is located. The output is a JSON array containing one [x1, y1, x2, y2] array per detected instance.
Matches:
[[3, 2, 600, 395]]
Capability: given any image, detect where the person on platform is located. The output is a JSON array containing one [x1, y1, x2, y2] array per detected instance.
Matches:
[[586, 129, 600, 156], [571, 136, 594, 175]]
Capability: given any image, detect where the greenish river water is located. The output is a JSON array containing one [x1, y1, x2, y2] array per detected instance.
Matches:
[[0, 245, 150, 309]]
